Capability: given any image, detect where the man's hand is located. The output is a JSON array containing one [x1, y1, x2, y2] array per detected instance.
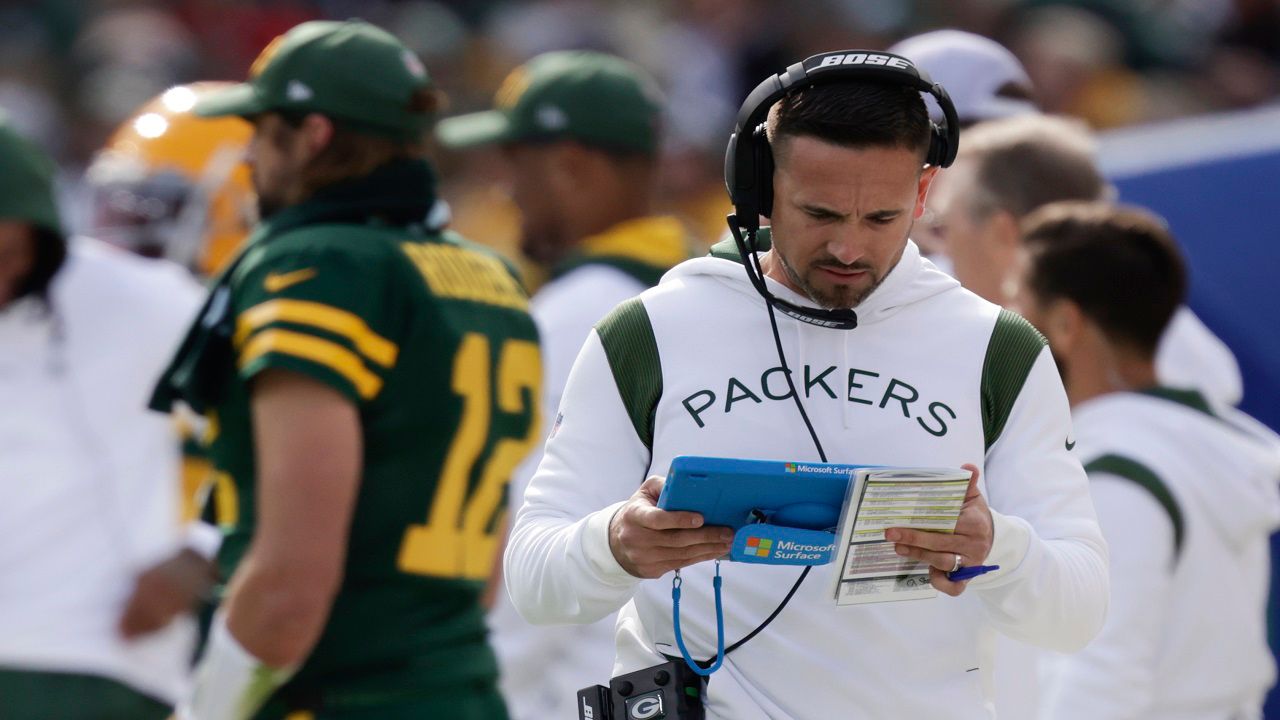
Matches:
[[119, 548, 216, 639], [609, 475, 734, 579], [886, 464, 993, 597]]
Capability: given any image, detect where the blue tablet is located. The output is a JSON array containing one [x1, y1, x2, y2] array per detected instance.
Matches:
[[657, 456, 867, 565]]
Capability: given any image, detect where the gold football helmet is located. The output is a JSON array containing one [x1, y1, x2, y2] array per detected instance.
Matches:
[[87, 82, 255, 277]]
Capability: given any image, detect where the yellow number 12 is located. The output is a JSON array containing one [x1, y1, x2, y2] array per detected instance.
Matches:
[[397, 333, 541, 580]]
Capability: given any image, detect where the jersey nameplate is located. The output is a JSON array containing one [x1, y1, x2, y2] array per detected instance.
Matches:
[[401, 243, 528, 311]]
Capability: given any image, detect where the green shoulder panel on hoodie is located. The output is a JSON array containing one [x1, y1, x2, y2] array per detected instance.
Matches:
[[980, 309, 1047, 452], [596, 297, 662, 450], [1085, 453, 1185, 562]]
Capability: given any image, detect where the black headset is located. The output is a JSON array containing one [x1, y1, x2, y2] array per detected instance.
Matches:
[[722, 49, 960, 330], [726, 49, 959, 229]]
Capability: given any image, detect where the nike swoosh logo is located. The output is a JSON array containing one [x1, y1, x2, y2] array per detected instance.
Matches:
[[1065, 438, 1076, 451], [263, 268, 316, 293]]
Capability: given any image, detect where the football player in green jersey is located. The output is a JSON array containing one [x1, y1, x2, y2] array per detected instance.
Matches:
[[151, 19, 540, 720]]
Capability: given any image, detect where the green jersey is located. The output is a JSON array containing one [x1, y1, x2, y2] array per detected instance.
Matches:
[[152, 159, 540, 709]]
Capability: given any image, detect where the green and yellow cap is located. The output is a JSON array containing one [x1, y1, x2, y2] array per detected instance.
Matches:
[[0, 113, 62, 237], [195, 19, 433, 140], [437, 50, 664, 155]]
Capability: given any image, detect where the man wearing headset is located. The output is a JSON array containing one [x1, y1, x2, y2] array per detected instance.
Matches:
[[505, 51, 1108, 719]]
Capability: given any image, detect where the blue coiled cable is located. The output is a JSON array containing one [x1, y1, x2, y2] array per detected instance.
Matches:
[[671, 561, 725, 676]]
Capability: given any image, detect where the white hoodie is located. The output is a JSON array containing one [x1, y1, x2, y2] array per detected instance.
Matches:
[[0, 237, 202, 704], [506, 239, 1109, 719], [1039, 390, 1280, 720]]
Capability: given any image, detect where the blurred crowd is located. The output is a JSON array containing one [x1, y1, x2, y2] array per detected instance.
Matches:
[[4, 0, 1279, 255]]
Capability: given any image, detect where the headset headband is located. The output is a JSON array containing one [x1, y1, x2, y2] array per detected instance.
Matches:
[[724, 49, 960, 233]]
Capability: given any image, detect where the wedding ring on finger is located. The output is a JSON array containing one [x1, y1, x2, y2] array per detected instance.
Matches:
[[951, 553, 963, 573]]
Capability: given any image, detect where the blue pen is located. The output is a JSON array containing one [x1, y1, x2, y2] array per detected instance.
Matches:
[[947, 564, 1000, 582]]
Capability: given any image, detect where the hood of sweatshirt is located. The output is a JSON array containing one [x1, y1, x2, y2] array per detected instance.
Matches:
[[663, 230, 961, 328], [1076, 388, 1280, 549]]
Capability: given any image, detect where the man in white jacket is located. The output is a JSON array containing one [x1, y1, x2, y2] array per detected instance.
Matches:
[[1018, 202, 1280, 720], [0, 115, 204, 716], [506, 53, 1108, 719]]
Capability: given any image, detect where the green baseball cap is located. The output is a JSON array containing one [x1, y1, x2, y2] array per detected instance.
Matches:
[[437, 51, 664, 155], [0, 113, 62, 237], [195, 19, 433, 140]]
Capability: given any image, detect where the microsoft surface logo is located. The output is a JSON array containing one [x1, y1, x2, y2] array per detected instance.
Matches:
[[785, 463, 797, 473], [745, 537, 772, 558]]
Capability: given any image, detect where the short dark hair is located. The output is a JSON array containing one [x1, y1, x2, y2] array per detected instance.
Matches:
[[765, 81, 931, 161], [1023, 201, 1186, 357]]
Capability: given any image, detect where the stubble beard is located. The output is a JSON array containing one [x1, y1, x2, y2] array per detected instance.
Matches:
[[775, 221, 915, 309], [778, 250, 883, 310], [253, 166, 286, 220]]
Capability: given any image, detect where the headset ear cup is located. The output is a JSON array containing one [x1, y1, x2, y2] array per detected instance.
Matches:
[[725, 132, 741, 205], [927, 122, 947, 168], [755, 125, 775, 218]]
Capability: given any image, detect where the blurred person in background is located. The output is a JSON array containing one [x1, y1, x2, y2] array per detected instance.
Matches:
[[1004, 4, 1145, 129], [889, 29, 1037, 128], [149, 19, 540, 720], [886, 28, 1036, 270], [910, 43, 1253, 714], [0, 113, 204, 717], [1018, 202, 1280, 720], [86, 82, 256, 280], [95, 82, 262, 642], [86, 82, 257, 531], [436, 49, 694, 720], [922, 114, 1104, 305], [922, 113, 1243, 407]]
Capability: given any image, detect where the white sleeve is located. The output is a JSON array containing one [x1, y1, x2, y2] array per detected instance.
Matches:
[[969, 348, 1110, 652], [1039, 475, 1173, 720], [504, 329, 651, 625]]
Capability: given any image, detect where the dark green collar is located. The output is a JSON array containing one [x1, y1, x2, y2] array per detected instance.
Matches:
[[708, 227, 771, 263], [150, 158, 440, 415], [257, 157, 439, 239], [1139, 386, 1216, 419]]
